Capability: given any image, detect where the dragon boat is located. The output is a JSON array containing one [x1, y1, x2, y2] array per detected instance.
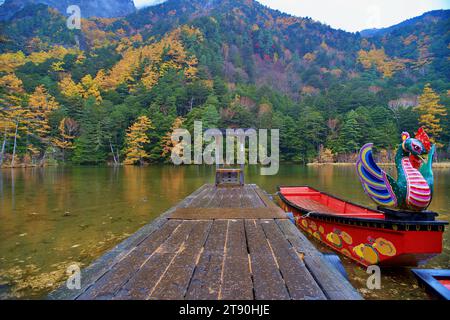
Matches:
[[278, 128, 448, 267]]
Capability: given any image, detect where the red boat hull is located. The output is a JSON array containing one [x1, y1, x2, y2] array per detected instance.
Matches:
[[278, 186, 447, 267]]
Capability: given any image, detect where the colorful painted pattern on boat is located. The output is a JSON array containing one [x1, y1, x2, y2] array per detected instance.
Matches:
[[402, 158, 432, 210], [295, 215, 397, 266], [356, 144, 397, 207]]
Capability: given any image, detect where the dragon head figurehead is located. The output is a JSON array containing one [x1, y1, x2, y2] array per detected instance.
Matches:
[[357, 127, 435, 212], [401, 128, 431, 170]]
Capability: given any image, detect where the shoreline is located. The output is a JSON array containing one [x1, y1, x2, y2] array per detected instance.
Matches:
[[2, 162, 450, 169]]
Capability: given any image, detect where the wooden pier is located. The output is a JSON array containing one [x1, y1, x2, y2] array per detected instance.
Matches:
[[49, 184, 362, 300]]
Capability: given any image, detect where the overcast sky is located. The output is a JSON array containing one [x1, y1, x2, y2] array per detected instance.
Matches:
[[133, 0, 450, 32]]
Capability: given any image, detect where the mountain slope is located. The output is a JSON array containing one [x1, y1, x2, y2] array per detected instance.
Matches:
[[361, 10, 450, 81], [360, 10, 449, 37], [0, 0, 135, 20]]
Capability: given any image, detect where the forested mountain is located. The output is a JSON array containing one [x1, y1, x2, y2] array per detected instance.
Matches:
[[0, 0, 449, 166], [0, 0, 136, 20]]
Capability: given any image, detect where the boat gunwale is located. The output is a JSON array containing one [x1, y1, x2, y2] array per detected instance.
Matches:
[[412, 269, 450, 300], [277, 185, 448, 229]]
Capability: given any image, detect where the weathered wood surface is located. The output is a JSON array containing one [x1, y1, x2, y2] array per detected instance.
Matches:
[[170, 208, 285, 219], [49, 184, 362, 300]]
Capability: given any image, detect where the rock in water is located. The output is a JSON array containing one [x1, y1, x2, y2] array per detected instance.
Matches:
[[0, 0, 136, 21]]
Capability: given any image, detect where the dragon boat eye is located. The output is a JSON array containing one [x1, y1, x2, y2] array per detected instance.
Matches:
[[412, 144, 421, 153]]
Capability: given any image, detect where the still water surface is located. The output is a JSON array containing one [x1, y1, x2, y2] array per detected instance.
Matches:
[[0, 165, 448, 299]]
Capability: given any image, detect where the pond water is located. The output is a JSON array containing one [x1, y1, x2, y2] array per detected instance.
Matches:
[[0, 165, 448, 299]]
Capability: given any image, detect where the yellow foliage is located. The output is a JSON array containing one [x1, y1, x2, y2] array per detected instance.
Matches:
[[32, 46, 78, 64], [0, 74, 25, 95], [59, 75, 83, 98], [27, 85, 60, 141], [59, 74, 102, 102], [51, 61, 65, 72], [0, 74, 26, 134], [0, 51, 26, 73], [0, 46, 79, 73], [357, 48, 406, 78], [202, 79, 214, 89], [413, 37, 433, 69], [303, 52, 316, 62], [124, 116, 154, 165], [52, 118, 78, 152], [81, 19, 118, 48], [97, 26, 201, 91], [80, 75, 102, 103], [414, 84, 447, 147]]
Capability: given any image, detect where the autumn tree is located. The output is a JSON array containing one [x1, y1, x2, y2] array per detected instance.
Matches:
[[80, 75, 102, 103], [357, 47, 406, 78], [27, 85, 60, 163], [59, 75, 83, 99], [161, 117, 185, 162], [0, 74, 26, 166], [124, 116, 154, 165], [52, 118, 79, 161], [414, 84, 447, 147]]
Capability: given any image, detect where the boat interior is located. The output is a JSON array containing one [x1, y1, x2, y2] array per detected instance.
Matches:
[[279, 186, 386, 220]]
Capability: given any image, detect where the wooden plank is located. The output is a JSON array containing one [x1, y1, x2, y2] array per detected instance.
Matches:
[[239, 185, 254, 208], [186, 220, 228, 300], [245, 220, 290, 300], [254, 186, 287, 216], [113, 220, 195, 300], [188, 185, 215, 208], [248, 185, 267, 208], [202, 186, 221, 208], [261, 220, 326, 300], [150, 220, 212, 300], [218, 188, 235, 208], [208, 187, 226, 208], [220, 220, 253, 300], [78, 220, 181, 300], [232, 187, 243, 208], [169, 208, 286, 220], [276, 219, 362, 300], [196, 186, 221, 208]]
